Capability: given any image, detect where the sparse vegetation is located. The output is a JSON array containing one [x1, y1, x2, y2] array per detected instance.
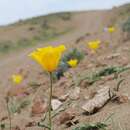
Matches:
[[78, 66, 130, 85], [72, 122, 107, 130], [0, 27, 72, 55], [54, 48, 85, 80], [1, 4, 130, 130], [0, 41, 14, 53], [119, 4, 130, 16], [62, 48, 85, 63], [19, 12, 71, 25], [9, 98, 30, 114], [0, 12, 72, 55], [58, 13, 71, 21], [122, 17, 130, 33]]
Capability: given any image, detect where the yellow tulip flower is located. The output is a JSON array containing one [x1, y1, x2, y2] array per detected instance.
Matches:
[[87, 40, 101, 52], [12, 74, 23, 84], [29, 45, 66, 72], [108, 27, 115, 33], [67, 59, 78, 68]]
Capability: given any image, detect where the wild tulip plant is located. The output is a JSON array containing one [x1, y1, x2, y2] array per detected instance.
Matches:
[[108, 26, 115, 43], [12, 74, 23, 85], [6, 74, 23, 130], [29, 45, 66, 130], [108, 27, 115, 33], [87, 40, 101, 53]]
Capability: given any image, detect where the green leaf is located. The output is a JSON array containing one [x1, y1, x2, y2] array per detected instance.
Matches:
[[72, 122, 107, 130]]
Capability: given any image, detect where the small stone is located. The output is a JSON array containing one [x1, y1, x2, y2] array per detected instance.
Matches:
[[106, 53, 120, 59], [52, 87, 68, 101], [69, 87, 80, 100], [80, 80, 89, 88], [32, 99, 47, 116], [0, 116, 8, 121], [82, 86, 111, 113], [58, 111, 75, 124], [11, 126, 20, 130], [113, 92, 129, 104], [55, 77, 68, 87], [59, 94, 68, 101], [51, 99, 62, 110], [66, 118, 79, 127], [25, 121, 37, 127], [118, 95, 129, 103], [52, 87, 65, 99], [118, 57, 129, 66], [84, 96, 90, 100]]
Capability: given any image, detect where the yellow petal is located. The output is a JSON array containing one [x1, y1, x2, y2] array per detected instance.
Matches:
[[88, 40, 100, 50], [67, 59, 78, 68], [12, 74, 23, 84], [108, 27, 115, 33], [29, 45, 66, 72]]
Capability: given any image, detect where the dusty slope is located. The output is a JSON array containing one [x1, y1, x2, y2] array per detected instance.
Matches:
[[0, 4, 130, 130]]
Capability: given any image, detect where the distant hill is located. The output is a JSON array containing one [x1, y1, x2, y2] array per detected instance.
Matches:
[[0, 3, 130, 55]]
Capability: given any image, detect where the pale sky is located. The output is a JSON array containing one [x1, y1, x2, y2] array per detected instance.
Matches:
[[0, 0, 130, 25]]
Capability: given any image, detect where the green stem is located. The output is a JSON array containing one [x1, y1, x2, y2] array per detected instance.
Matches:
[[49, 72, 53, 130], [6, 97, 11, 130], [110, 33, 113, 44]]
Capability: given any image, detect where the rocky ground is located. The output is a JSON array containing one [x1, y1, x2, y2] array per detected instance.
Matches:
[[0, 4, 130, 130]]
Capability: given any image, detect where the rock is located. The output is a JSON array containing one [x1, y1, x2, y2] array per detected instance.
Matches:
[[58, 110, 75, 124], [31, 99, 47, 116], [0, 116, 8, 121], [84, 96, 90, 100], [59, 94, 68, 101], [52, 87, 65, 99], [66, 118, 79, 127], [82, 86, 111, 114], [69, 87, 80, 100], [25, 121, 37, 127], [118, 57, 129, 66], [117, 94, 129, 103], [80, 80, 89, 88], [11, 126, 21, 130], [64, 72, 72, 79], [52, 87, 68, 101], [122, 47, 130, 51], [106, 53, 120, 60], [112, 92, 129, 104], [55, 77, 68, 87], [51, 99, 62, 110]]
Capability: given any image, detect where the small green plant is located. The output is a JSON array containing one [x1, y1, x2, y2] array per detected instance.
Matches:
[[5, 97, 12, 130], [62, 48, 85, 63], [58, 12, 71, 21], [0, 39, 35, 54], [54, 61, 69, 80], [94, 66, 130, 77], [72, 122, 107, 130], [9, 98, 30, 114], [28, 81, 41, 89], [72, 114, 115, 130], [41, 20, 50, 29], [54, 48, 84, 80], [119, 4, 130, 16], [29, 45, 66, 130], [16, 38, 34, 48], [0, 41, 14, 53], [122, 17, 130, 33], [78, 66, 130, 85], [0, 123, 6, 130]]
